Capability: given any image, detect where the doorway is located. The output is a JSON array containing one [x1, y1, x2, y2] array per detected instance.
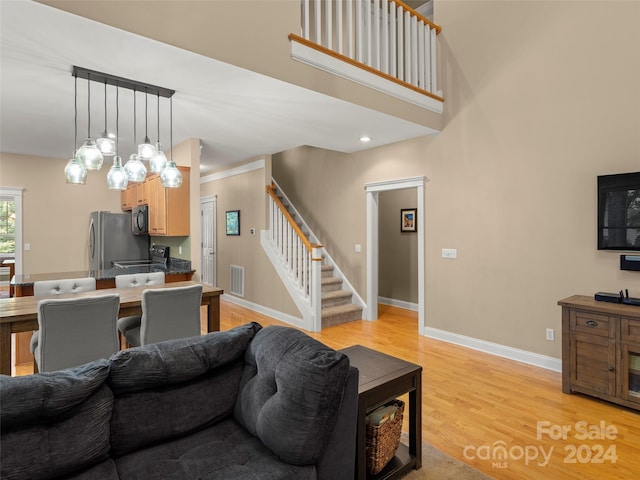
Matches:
[[200, 196, 217, 286], [365, 177, 425, 335]]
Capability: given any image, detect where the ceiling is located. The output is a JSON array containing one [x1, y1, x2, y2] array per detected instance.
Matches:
[[0, 1, 435, 174]]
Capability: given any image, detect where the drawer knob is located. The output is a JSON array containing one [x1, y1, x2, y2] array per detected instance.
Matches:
[[586, 320, 599, 327], [608, 367, 615, 372]]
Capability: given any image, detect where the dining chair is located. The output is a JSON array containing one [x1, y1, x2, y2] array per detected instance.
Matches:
[[30, 277, 98, 364], [115, 272, 165, 348], [31, 294, 120, 372], [33, 277, 96, 296], [118, 284, 202, 347]]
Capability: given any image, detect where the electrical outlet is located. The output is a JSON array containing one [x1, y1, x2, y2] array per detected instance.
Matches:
[[546, 328, 555, 341], [178, 246, 182, 255], [442, 248, 457, 259]]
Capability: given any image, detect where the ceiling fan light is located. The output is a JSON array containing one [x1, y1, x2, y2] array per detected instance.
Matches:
[[64, 154, 87, 184], [107, 156, 128, 190], [160, 160, 182, 188], [149, 143, 168, 173], [76, 138, 104, 170], [96, 131, 116, 156], [124, 153, 147, 182]]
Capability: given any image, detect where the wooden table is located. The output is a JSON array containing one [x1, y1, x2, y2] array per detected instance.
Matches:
[[340, 345, 422, 480], [0, 281, 223, 376]]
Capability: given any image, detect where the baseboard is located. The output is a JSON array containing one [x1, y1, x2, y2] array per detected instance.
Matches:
[[222, 294, 562, 372], [378, 297, 419, 312], [221, 294, 307, 329], [424, 327, 562, 373]]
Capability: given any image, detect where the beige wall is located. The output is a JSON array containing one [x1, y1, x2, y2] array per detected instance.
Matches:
[[274, 0, 640, 358], [199, 159, 300, 318], [379, 189, 419, 304], [0, 138, 200, 275], [0, 153, 121, 274]]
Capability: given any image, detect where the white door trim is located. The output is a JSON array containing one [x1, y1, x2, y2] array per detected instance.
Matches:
[[200, 195, 217, 286], [365, 177, 426, 335]]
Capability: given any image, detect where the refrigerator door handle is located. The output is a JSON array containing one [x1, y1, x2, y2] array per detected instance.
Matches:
[[89, 219, 96, 268]]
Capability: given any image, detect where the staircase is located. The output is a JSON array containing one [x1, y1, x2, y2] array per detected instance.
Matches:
[[262, 181, 364, 331]]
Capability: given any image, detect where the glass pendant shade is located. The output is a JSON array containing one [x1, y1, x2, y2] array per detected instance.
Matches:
[[107, 156, 128, 190], [64, 153, 87, 184], [138, 138, 157, 161], [76, 138, 104, 170], [124, 153, 147, 182], [96, 131, 116, 156], [149, 143, 168, 173], [160, 160, 182, 188]]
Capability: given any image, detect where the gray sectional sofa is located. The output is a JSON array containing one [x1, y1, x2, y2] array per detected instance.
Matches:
[[0, 322, 358, 480]]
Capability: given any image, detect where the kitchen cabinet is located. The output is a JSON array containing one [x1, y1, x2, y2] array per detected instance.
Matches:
[[120, 180, 149, 210], [121, 167, 190, 236], [148, 167, 190, 236], [559, 295, 640, 411]]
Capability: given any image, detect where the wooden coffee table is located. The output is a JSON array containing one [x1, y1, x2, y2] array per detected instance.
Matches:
[[340, 345, 422, 480]]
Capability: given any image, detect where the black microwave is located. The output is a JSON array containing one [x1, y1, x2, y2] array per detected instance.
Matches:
[[132, 205, 149, 235]]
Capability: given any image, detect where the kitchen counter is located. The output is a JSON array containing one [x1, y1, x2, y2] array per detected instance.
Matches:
[[10, 259, 195, 296]]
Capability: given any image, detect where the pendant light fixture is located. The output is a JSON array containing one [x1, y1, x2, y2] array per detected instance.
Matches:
[[161, 97, 182, 188], [66, 67, 175, 187], [65, 75, 88, 184], [149, 93, 168, 173], [106, 84, 128, 190], [75, 73, 104, 170], [137, 89, 157, 161], [96, 79, 116, 156], [124, 90, 147, 182]]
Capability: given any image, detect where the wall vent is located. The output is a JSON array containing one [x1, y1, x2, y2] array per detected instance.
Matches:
[[230, 265, 244, 297]]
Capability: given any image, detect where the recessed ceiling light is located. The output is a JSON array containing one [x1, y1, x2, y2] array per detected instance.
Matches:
[[360, 136, 371, 143]]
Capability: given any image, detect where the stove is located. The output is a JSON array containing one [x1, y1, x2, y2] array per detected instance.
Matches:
[[113, 245, 170, 270]]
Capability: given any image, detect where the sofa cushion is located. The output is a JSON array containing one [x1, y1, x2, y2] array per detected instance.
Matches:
[[114, 418, 316, 480], [108, 322, 261, 456], [0, 359, 109, 428], [234, 326, 351, 465], [0, 360, 112, 480], [61, 459, 119, 480]]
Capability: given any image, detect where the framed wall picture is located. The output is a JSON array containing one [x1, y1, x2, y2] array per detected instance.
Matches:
[[226, 210, 240, 235], [401, 208, 417, 232]]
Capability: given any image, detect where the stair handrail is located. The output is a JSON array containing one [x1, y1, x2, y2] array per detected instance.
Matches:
[[266, 184, 323, 255], [265, 183, 324, 331]]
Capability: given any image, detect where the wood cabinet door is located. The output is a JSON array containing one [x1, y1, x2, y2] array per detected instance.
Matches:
[[621, 343, 640, 404], [570, 332, 616, 396], [149, 175, 167, 235], [121, 184, 134, 210]]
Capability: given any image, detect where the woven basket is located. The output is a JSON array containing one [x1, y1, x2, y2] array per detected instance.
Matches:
[[366, 399, 404, 475]]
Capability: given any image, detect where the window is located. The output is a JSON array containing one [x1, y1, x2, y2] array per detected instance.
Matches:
[[0, 188, 23, 274], [0, 198, 16, 254]]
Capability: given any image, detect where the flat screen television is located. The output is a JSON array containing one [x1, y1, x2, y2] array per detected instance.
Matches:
[[597, 171, 640, 251]]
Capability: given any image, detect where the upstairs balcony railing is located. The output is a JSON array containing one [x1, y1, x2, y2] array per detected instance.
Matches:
[[289, 0, 443, 104]]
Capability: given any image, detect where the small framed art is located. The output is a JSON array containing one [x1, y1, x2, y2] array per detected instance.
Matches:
[[226, 210, 240, 235], [401, 208, 417, 232]]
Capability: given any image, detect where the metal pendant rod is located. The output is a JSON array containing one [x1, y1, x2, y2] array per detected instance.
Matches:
[[72, 66, 175, 98]]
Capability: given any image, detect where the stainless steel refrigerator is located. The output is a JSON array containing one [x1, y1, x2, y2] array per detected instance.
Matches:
[[89, 211, 149, 270]]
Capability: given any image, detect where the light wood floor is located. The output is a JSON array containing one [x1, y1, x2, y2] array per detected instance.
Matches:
[[15, 300, 639, 479]]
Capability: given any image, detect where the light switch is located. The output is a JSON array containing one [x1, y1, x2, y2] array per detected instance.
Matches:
[[24, 243, 31, 251], [355, 244, 361, 253], [442, 248, 457, 259]]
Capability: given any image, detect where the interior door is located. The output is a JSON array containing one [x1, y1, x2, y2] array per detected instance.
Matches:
[[200, 197, 216, 286]]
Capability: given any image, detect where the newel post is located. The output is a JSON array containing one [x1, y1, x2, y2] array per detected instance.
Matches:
[[310, 246, 323, 332]]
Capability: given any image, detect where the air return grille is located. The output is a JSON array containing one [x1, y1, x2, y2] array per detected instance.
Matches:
[[230, 265, 244, 297]]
